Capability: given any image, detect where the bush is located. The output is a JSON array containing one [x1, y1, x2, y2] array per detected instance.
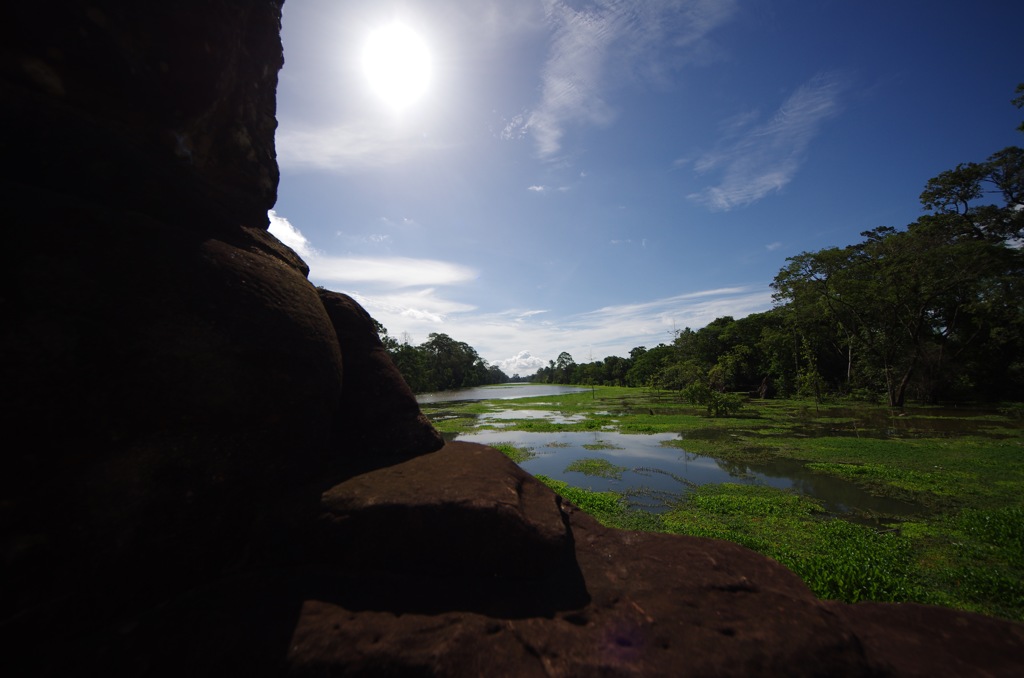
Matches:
[[682, 382, 743, 417], [535, 476, 625, 520], [789, 521, 917, 603]]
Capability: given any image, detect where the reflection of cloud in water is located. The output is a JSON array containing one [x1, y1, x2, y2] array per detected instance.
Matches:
[[455, 429, 921, 518], [479, 409, 587, 425]]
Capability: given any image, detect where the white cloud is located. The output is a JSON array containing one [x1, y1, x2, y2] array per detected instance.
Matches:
[[496, 350, 547, 376], [520, 0, 737, 159], [500, 112, 530, 141], [269, 212, 478, 329], [527, 185, 547, 192], [356, 284, 773, 371], [347, 289, 477, 324], [308, 255, 478, 288], [689, 72, 846, 210], [275, 119, 449, 172], [565, 287, 772, 348], [268, 209, 317, 258], [514, 309, 549, 320], [766, 241, 783, 251], [269, 211, 771, 375]]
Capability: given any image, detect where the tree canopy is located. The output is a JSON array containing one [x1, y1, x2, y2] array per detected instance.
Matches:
[[528, 86, 1024, 406], [373, 326, 509, 393]]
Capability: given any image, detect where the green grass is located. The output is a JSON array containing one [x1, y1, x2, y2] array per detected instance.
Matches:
[[564, 457, 627, 479], [535, 476, 626, 520], [425, 386, 1024, 620], [900, 506, 1024, 620], [491, 442, 536, 463], [660, 484, 918, 603]]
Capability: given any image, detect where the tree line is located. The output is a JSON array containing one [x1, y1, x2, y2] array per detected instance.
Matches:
[[532, 87, 1024, 407], [375, 328, 511, 393], [376, 86, 1024, 406]]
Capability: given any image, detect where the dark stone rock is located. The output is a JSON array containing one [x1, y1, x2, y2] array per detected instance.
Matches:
[[3, 0, 284, 232], [1, 186, 347, 650], [0, 0, 439, 666], [317, 442, 578, 583], [285, 444, 1024, 677], [318, 289, 444, 475], [825, 600, 1024, 677]]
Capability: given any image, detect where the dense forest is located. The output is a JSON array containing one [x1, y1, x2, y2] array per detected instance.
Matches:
[[375, 327, 512, 393], [379, 88, 1024, 405]]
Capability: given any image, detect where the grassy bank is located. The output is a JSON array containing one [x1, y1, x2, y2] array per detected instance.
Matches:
[[420, 386, 1024, 621]]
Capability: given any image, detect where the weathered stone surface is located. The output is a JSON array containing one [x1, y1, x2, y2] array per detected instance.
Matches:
[[0, 0, 439, 666], [24, 445, 1022, 677], [318, 442, 575, 581], [283, 443, 1024, 677], [4, 0, 284, 231], [825, 600, 1024, 677], [318, 289, 444, 474], [2, 187, 347, 649], [288, 443, 872, 677]]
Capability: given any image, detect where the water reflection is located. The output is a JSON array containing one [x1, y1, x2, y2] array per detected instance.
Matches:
[[416, 383, 588, 404], [453, 428, 920, 519]]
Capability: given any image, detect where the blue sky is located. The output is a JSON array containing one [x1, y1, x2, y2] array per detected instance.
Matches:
[[270, 0, 1023, 376]]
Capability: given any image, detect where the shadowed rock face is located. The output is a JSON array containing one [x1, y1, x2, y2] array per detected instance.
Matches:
[[2, 2, 1022, 676], [1, 0, 440, 663]]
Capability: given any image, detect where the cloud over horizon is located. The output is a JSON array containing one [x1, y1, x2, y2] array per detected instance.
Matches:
[[268, 210, 774, 370]]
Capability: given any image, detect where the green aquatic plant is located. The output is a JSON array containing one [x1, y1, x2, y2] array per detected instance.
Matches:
[[535, 475, 625, 520], [491, 442, 535, 463], [424, 386, 1024, 619], [662, 484, 916, 604], [564, 457, 627, 479], [790, 520, 917, 604]]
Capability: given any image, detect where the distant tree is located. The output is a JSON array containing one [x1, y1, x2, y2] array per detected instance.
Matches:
[[625, 344, 674, 387], [553, 351, 576, 383]]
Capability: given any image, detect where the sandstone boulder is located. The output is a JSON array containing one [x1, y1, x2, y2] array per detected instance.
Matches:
[[318, 289, 443, 477], [1, 0, 438, 660]]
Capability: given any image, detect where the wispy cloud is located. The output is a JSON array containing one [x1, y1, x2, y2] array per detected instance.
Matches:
[[271, 210, 771, 374], [308, 255, 478, 288], [347, 289, 477, 324], [359, 283, 773, 371], [275, 119, 448, 172], [566, 287, 772, 345], [271, 210, 480, 326], [514, 0, 737, 159], [689, 72, 846, 210]]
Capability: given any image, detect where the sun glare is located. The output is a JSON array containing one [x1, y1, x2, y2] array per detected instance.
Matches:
[[362, 24, 432, 111]]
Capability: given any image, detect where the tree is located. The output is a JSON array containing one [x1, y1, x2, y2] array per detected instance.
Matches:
[[375, 324, 508, 392], [772, 82, 1024, 407], [773, 198, 1023, 406], [625, 344, 674, 387], [553, 351, 576, 383]]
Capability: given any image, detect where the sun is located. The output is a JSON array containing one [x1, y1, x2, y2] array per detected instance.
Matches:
[[362, 23, 432, 111]]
